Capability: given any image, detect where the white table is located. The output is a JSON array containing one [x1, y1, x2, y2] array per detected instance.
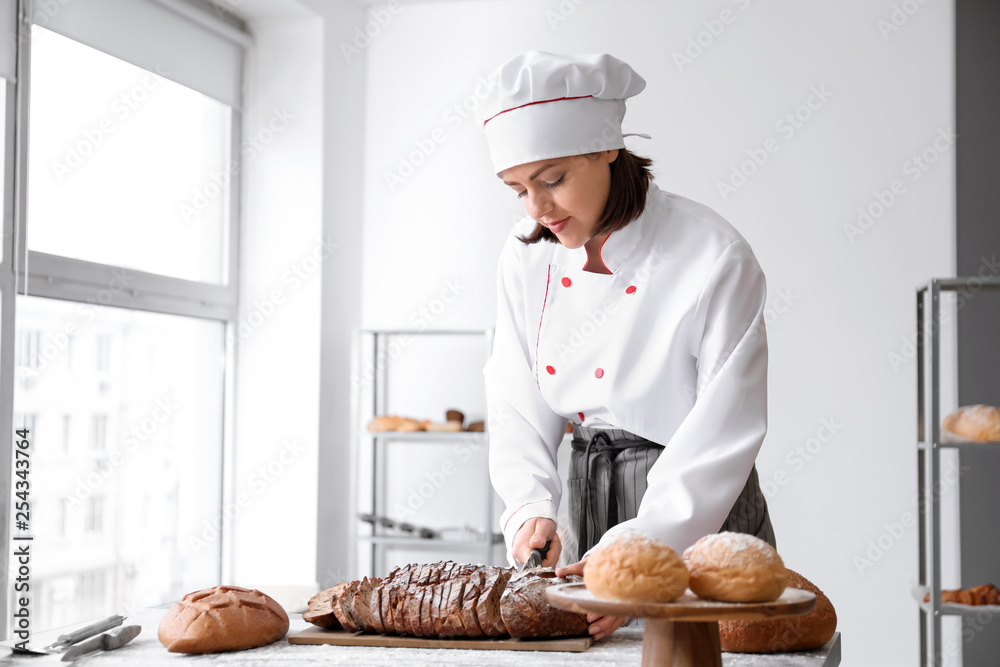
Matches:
[[0, 609, 841, 666]]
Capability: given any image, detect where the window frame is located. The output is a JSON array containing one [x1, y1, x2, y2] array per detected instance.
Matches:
[[0, 0, 248, 633]]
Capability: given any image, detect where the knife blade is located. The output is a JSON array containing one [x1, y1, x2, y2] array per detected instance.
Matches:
[[60, 625, 141, 662], [519, 540, 551, 572]]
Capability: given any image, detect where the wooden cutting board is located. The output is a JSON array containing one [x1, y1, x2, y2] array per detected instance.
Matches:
[[288, 626, 594, 652]]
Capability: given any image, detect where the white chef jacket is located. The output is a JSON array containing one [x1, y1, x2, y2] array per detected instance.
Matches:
[[483, 179, 768, 565]]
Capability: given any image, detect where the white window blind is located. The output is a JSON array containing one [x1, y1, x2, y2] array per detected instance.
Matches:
[[38, 0, 248, 109]]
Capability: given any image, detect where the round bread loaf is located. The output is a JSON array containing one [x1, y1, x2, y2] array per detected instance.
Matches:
[[584, 531, 688, 602], [719, 569, 837, 652], [158, 585, 289, 653], [942, 405, 1000, 442], [683, 532, 786, 603]]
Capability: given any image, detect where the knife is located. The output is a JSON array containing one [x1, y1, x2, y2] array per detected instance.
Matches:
[[60, 625, 141, 662], [41, 614, 126, 654], [518, 540, 551, 572]]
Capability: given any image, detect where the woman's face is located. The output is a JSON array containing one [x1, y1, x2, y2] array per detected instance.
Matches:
[[500, 150, 618, 249]]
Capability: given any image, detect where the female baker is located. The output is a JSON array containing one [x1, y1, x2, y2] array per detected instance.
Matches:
[[477, 51, 777, 641]]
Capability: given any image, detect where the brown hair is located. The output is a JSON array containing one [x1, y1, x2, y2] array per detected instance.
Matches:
[[515, 148, 655, 245]]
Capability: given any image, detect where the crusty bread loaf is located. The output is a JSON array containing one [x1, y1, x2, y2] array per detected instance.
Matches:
[[683, 532, 786, 603], [500, 569, 589, 638], [158, 585, 289, 653], [719, 569, 837, 653], [445, 409, 464, 425], [584, 531, 688, 602], [942, 405, 1000, 442], [923, 583, 1000, 606], [304, 561, 587, 640]]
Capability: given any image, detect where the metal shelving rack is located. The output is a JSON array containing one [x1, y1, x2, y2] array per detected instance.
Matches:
[[348, 328, 504, 578], [916, 276, 1000, 666]]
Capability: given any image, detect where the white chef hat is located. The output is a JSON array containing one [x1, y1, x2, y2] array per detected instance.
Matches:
[[475, 50, 649, 176]]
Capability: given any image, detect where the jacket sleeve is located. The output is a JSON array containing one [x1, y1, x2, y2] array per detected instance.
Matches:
[[484, 235, 569, 565], [588, 239, 769, 556]]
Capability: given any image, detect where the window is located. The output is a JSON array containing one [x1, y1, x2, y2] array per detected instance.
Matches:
[[95, 335, 111, 373], [59, 498, 68, 538], [84, 497, 104, 533], [3, 0, 247, 634], [62, 414, 72, 451], [18, 329, 40, 369], [90, 415, 107, 451]]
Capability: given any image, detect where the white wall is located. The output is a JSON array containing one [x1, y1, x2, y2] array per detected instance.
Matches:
[[359, 1, 955, 665], [229, 12, 324, 608]]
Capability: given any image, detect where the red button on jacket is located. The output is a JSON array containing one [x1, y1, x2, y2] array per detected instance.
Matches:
[[546, 365, 555, 375], [561, 277, 572, 287], [595, 368, 604, 379]]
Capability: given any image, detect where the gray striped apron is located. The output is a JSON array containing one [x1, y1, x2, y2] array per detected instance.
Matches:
[[569, 424, 777, 560]]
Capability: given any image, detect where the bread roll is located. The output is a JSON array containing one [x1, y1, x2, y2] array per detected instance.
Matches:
[[923, 583, 1000, 606], [158, 585, 289, 653], [683, 532, 786, 603], [396, 418, 424, 432], [423, 420, 462, 432], [719, 569, 837, 652], [445, 409, 464, 424], [466, 421, 485, 432], [367, 415, 402, 432], [942, 405, 1000, 442], [584, 531, 688, 602]]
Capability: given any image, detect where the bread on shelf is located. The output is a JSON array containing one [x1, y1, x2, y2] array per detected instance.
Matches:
[[942, 405, 1000, 442], [923, 583, 1000, 606]]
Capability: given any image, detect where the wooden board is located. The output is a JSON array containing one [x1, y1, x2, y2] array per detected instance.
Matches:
[[546, 583, 816, 622], [288, 626, 593, 652]]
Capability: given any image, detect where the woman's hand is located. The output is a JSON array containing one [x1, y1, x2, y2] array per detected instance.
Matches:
[[512, 518, 562, 567], [555, 559, 629, 641]]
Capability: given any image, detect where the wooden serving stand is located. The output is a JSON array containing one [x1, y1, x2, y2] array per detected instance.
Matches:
[[546, 583, 816, 667]]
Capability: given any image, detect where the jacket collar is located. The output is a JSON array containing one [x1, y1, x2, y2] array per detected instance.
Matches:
[[551, 180, 659, 274]]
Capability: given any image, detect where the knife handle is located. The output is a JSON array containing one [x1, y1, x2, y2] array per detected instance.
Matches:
[[50, 614, 125, 649]]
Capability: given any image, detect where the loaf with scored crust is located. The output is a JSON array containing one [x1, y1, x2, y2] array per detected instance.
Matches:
[[719, 569, 837, 653], [158, 585, 289, 653]]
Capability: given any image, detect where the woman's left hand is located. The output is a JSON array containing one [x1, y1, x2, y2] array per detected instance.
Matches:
[[555, 559, 629, 641]]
